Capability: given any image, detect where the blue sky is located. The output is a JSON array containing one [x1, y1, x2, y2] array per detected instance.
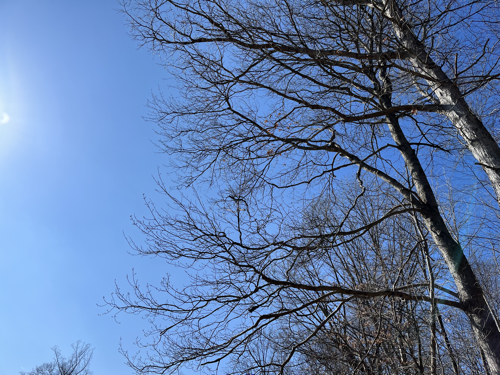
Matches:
[[0, 1, 188, 374]]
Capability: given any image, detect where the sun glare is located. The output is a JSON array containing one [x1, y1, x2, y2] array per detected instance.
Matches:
[[0, 112, 10, 125]]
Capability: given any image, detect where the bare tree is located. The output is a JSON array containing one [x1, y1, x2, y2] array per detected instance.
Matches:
[[20, 341, 94, 375], [107, 0, 500, 373]]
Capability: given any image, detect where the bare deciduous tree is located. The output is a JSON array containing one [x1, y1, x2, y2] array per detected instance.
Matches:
[[20, 341, 93, 375], [107, 0, 500, 373]]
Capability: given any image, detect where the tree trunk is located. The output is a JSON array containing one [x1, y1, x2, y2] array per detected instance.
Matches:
[[383, 0, 500, 207], [375, 1, 500, 369], [386, 111, 500, 373]]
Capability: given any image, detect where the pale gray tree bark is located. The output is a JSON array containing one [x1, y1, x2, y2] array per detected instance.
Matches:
[[381, 0, 500, 206]]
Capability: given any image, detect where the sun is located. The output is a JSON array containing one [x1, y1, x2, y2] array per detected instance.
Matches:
[[0, 112, 10, 125]]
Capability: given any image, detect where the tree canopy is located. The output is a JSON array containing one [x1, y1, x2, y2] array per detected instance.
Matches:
[[20, 341, 93, 375], [107, 0, 500, 373]]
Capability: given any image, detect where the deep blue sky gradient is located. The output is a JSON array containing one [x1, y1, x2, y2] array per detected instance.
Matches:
[[0, 1, 189, 374]]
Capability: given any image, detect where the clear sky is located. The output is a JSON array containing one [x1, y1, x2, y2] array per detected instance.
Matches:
[[0, 1, 189, 374]]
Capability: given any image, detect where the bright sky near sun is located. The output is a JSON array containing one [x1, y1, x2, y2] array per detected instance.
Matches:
[[0, 1, 194, 374]]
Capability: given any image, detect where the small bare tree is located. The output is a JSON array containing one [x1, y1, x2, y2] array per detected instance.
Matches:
[[20, 341, 94, 375]]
